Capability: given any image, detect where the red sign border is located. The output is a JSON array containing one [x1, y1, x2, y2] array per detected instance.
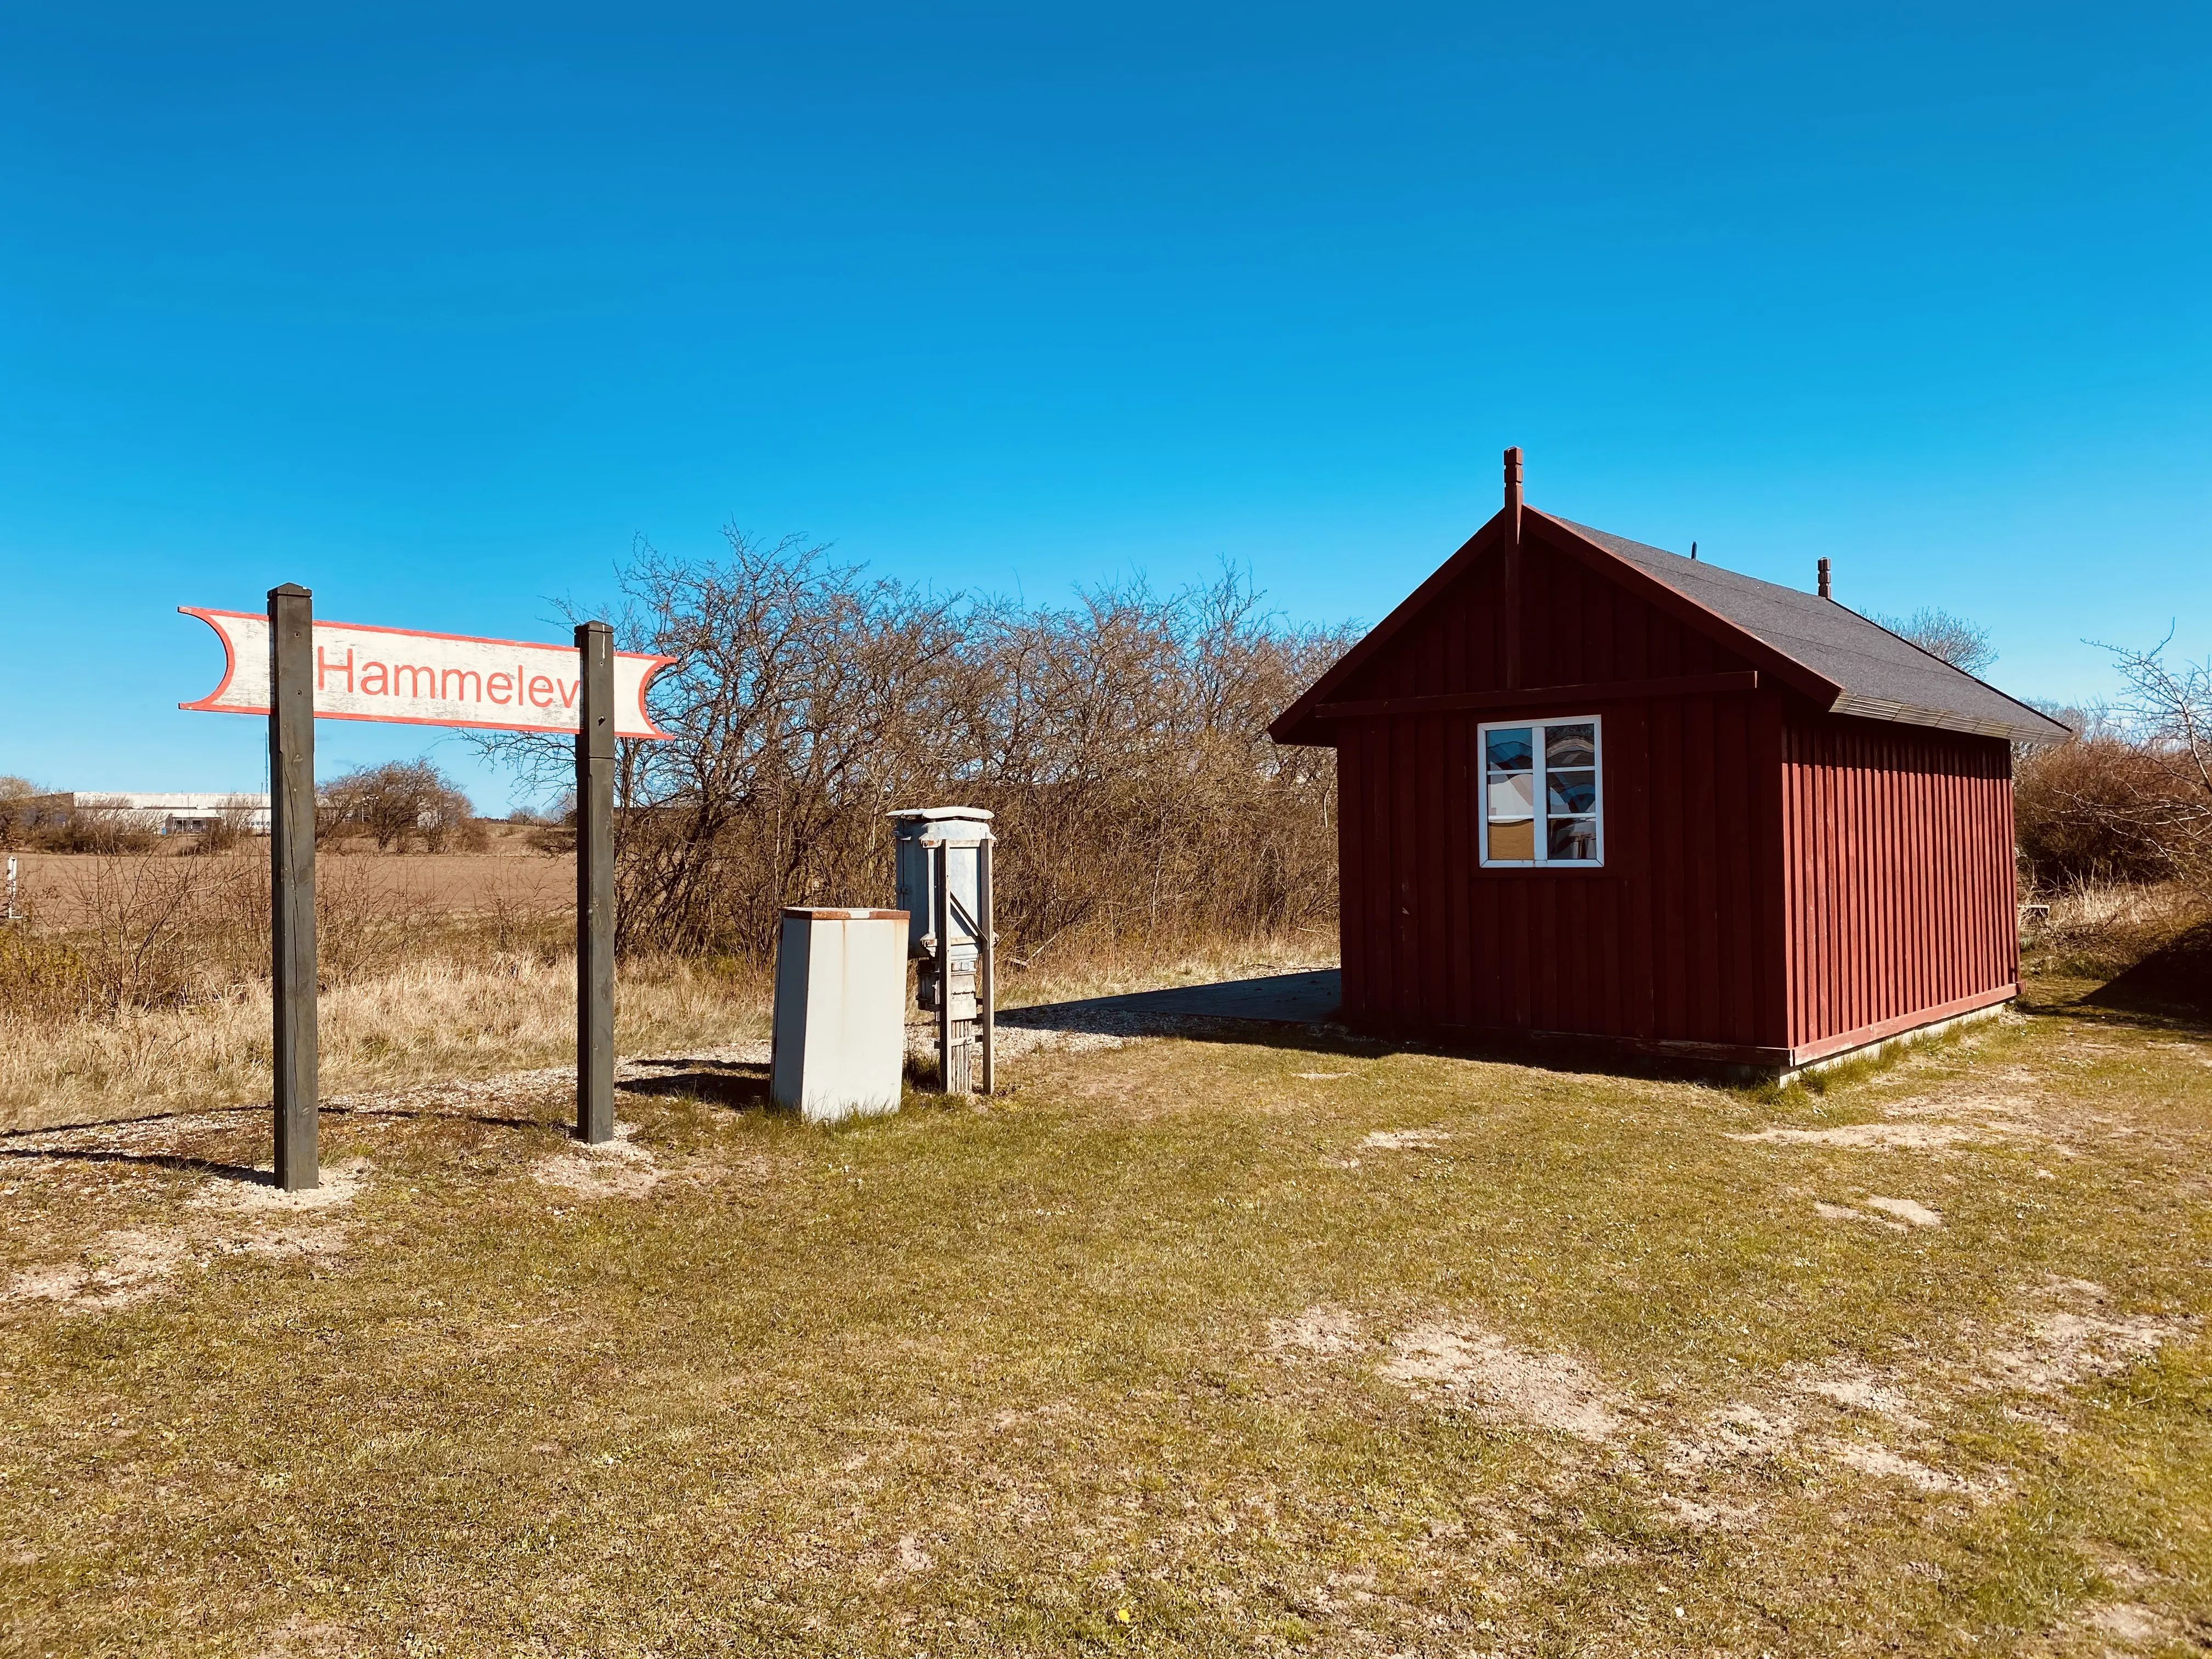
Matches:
[[178, 607, 679, 739]]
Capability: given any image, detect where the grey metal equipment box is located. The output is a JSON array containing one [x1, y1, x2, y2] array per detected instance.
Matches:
[[770, 908, 909, 1124], [888, 806, 997, 1096], [890, 807, 992, 996]]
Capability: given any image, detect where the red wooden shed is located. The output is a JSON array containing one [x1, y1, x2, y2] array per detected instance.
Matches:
[[1271, 450, 2069, 1077]]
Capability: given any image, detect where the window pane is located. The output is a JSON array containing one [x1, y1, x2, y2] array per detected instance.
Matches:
[[1545, 723, 1596, 768], [1546, 768, 1598, 814], [1547, 816, 1599, 861], [1485, 727, 1533, 771], [1488, 817, 1536, 862], [1486, 772, 1535, 820]]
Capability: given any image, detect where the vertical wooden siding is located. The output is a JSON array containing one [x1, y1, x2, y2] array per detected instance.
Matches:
[[1333, 528, 1789, 1051], [1780, 713, 2017, 1049]]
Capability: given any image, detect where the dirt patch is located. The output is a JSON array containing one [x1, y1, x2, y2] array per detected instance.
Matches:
[[1787, 1362, 1928, 1429], [2080, 1600, 2180, 1644], [5, 1159, 369, 1313], [978, 1023, 1130, 1059], [190, 1158, 369, 1215], [1820, 1437, 1973, 1494], [252, 1613, 355, 1658], [1268, 1305, 1363, 1356], [1663, 1402, 1801, 1474], [1730, 1122, 2019, 1150], [1980, 1282, 2197, 1395], [1882, 1090, 2042, 1121], [533, 1128, 660, 1199], [1656, 1280, 2193, 1520], [3, 1227, 185, 1313], [1381, 1319, 1623, 1443], [1361, 1128, 1449, 1152], [1862, 1197, 1943, 1228]]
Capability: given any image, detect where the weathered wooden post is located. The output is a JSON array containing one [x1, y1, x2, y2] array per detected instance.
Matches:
[[575, 620, 616, 1144], [268, 582, 319, 1192]]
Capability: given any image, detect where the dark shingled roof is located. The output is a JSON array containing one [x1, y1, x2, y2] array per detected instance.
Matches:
[[1550, 516, 2070, 746]]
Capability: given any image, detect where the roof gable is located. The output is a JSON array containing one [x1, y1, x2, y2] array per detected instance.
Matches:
[[1272, 506, 2070, 747]]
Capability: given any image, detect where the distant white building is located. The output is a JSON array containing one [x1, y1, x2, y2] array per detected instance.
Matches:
[[24, 792, 272, 836]]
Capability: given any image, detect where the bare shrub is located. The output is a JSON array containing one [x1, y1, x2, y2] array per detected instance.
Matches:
[[0, 854, 259, 1018], [2017, 736, 2192, 888], [32, 808, 158, 855], [320, 761, 476, 852], [477, 531, 1351, 967], [969, 573, 1345, 965], [2018, 636, 2212, 897], [0, 776, 37, 847]]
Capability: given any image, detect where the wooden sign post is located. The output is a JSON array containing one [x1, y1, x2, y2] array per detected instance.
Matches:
[[268, 584, 319, 1191], [574, 621, 616, 1145], [183, 600, 674, 1189]]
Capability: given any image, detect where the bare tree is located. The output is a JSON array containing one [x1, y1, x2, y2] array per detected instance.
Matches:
[[0, 777, 38, 848], [1872, 607, 1997, 676], [320, 761, 476, 852]]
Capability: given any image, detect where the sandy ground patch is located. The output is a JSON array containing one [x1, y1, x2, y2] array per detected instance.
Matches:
[[4, 1227, 185, 1313], [1819, 1437, 1973, 1494], [1787, 1361, 1929, 1429], [1663, 1402, 1801, 1475], [1268, 1304, 1363, 1356], [5, 1159, 370, 1313], [1861, 1195, 1943, 1228], [1381, 1319, 1624, 1443], [1655, 1279, 2195, 1521], [1730, 1121, 2017, 1150], [2081, 1600, 2182, 1644], [190, 1157, 370, 1214], [532, 1125, 660, 1198], [1361, 1128, 1449, 1152], [1980, 1280, 2198, 1395]]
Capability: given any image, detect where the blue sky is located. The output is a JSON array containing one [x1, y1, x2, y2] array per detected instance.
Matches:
[[3, 2, 2205, 811]]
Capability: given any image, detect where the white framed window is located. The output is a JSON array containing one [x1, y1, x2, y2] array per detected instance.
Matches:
[[1479, 716, 1602, 867]]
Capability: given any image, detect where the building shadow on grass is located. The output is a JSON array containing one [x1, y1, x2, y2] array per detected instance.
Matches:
[[2074, 923, 2212, 1031], [0, 1146, 268, 1181], [1004, 960, 1345, 1040], [620, 1059, 774, 1112], [996, 967, 1932, 1088], [321, 1104, 555, 1132]]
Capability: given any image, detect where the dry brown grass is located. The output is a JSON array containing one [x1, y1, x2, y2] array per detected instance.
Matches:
[[11, 841, 571, 929], [0, 949, 763, 1133], [0, 840, 1333, 1133], [0, 845, 736, 1132], [2023, 878, 2208, 980]]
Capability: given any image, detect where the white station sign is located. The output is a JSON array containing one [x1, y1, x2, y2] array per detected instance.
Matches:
[[180, 608, 675, 738]]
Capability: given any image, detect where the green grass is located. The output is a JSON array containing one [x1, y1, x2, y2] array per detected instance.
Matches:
[[2, 983, 2209, 1655]]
